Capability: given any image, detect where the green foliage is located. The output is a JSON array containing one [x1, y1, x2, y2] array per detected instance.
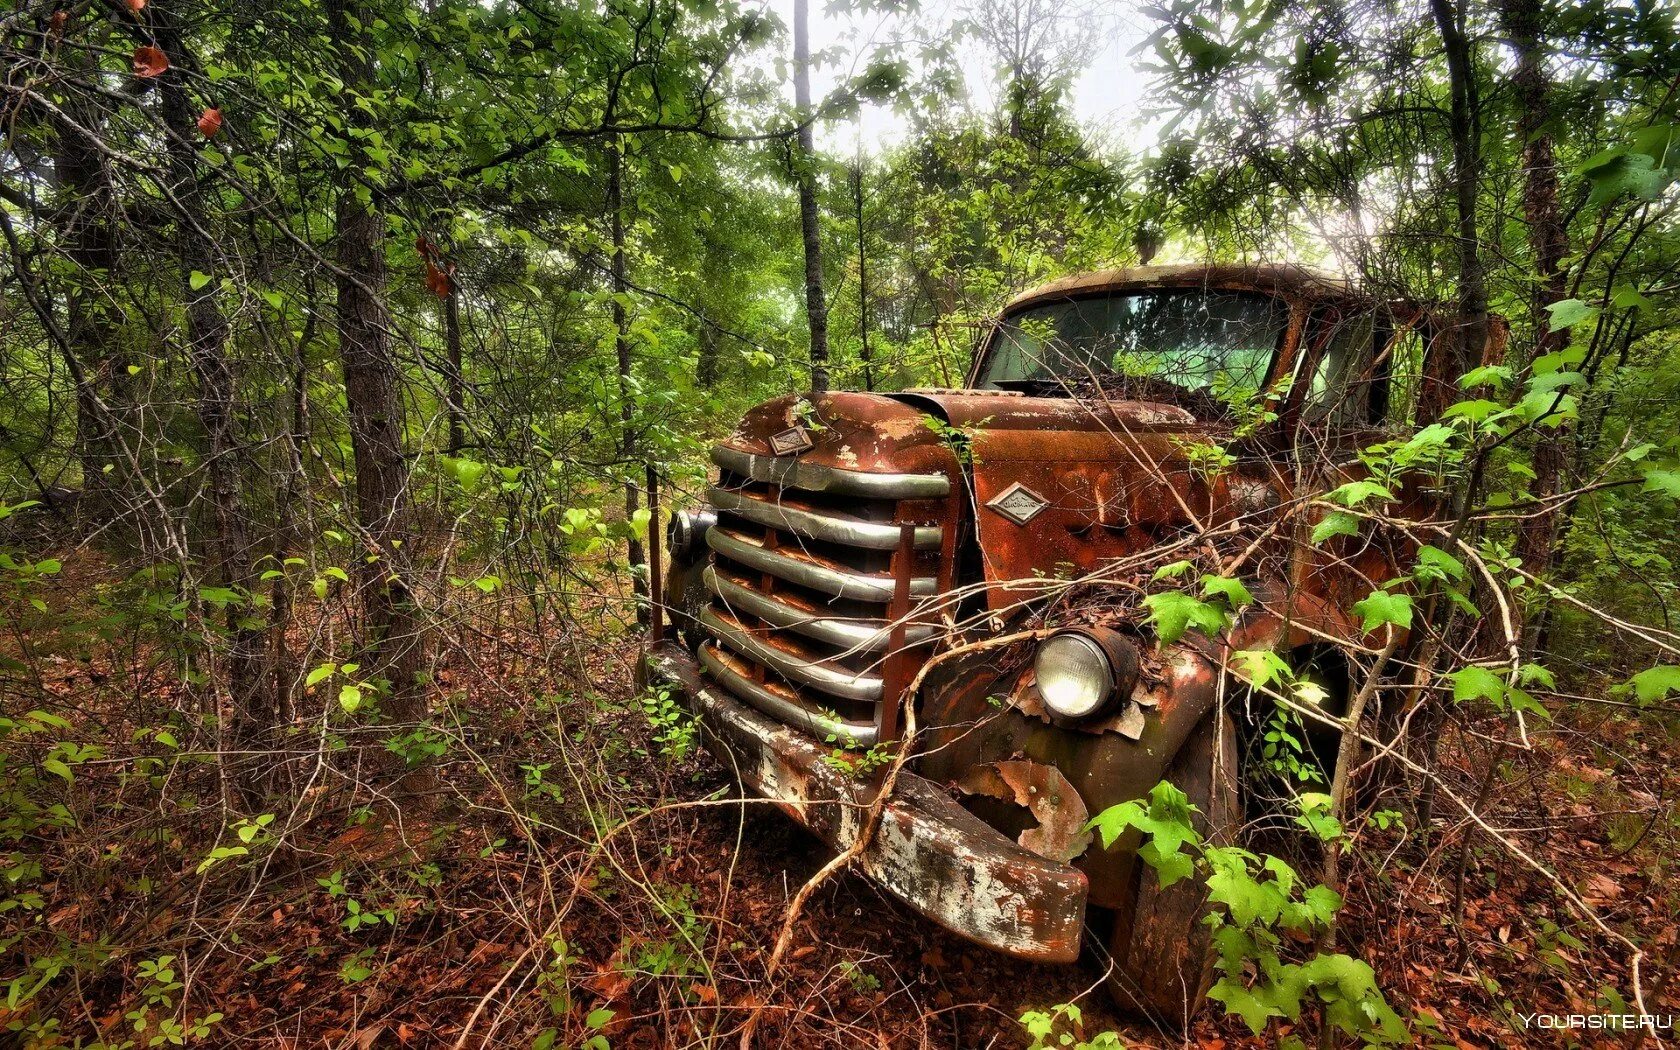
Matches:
[[1018, 1003, 1125, 1049], [639, 685, 698, 761], [1088, 782, 1407, 1044]]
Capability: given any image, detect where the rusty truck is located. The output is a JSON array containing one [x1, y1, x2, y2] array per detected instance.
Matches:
[[640, 263, 1463, 1022]]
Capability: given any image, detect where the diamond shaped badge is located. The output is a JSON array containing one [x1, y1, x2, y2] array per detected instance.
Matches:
[[769, 425, 814, 456], [987, 481, 1050, 525]]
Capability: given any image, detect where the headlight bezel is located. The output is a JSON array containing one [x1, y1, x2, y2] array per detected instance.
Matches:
[[667, 507, 716, 561], [1032, 626, 1141, 723]]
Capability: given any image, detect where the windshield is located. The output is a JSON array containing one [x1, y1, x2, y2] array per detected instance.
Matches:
[[978, 290, 1290, 407]]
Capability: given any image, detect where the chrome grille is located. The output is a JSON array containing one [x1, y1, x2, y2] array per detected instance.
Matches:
[[698, 444, 950, 745]]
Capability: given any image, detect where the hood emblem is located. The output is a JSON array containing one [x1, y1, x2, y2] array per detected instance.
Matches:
[[769, 425, 814, 456], [987, 482, 1049, 525]]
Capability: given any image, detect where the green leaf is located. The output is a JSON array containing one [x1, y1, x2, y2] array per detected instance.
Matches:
[[1200, 574, 1254, 608], [1351, 590, 1412, 634], [1582, 151, 1671, 208], [306, 663, 338, 688], [1143, 591, 1229, 644], [1611, 285, 1656, 312], [1324, 480, 1392, 507], [1457, 364, 1512, 390], [1641, 469, 1680, 500], [338, 685, 363, 713], [1311, 511, 1359, 545], [1150, 559, 1195, 581], [1138, 839, 1195, 887], [585, 1008, 615, 1029], [1413, 545, 1465, 583], [1086, 799, 1146, 850], [1300, 884, 1343, 927], [1544, 298, 1598, 332], [189, 271, 214, 291], [1626, 666, 1680, 706], [1231, 649, 1292, 691], [1515, 663, 1556, 690], [1449, 665, 1504, 705], [1295, 792, 1343, 841], [1442, 398, 1504, 423]]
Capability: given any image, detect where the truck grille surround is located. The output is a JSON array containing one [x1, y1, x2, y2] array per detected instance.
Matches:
[[699, 445, 955, 746]]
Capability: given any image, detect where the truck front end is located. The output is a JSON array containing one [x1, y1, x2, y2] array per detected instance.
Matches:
[[641, 264, 1425, 1019]]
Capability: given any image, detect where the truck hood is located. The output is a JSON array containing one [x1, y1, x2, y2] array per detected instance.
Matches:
[[717, 390, 1289, 614]]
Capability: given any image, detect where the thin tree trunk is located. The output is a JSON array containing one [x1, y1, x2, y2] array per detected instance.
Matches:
[[607, 137, 647, 620], [1499, 0, 1571, 650], [330, 0, 430, 791], [155, 9, 270, 790], [1421, 0, 1490, 423], [270, 323, 313, 735], [793, 0, 828, 393], [852, 163, 873, 392], [445, 268, 465, 454]]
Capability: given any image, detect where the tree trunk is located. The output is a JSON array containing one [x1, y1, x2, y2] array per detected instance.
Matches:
[[445, 267, 465, 454], [793, 0, 829, 393], [852, 163, 873, 392], [155, 9, 270, 786], [50, 40, 121, 523], [1499, 0, 1571, 648], [607, 138, 647, 620], [1421, 0, 1490, 424], [329, 0, 430, 788]]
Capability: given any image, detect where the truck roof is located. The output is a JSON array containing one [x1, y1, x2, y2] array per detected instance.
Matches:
[[1003, 263, 1362, 315]]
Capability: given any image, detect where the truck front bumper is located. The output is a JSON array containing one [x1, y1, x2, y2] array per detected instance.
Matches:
[[642, 639, 1089, 964]]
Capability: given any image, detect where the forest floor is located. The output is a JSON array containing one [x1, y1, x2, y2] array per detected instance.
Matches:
[[8, 559, 1679, 1048]]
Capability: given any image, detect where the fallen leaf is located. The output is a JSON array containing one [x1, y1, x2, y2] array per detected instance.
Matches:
[[197, 108, 223, 137], [132, 45, 169, 78]]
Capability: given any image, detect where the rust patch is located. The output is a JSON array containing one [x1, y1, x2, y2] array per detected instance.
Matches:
[[957, 760, 1093, 864]]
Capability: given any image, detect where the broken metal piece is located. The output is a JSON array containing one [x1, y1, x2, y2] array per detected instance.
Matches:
[[957, 760, 1093, 864]]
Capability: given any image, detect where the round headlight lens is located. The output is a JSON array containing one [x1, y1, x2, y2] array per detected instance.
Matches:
[[1034, 632, 1116, 720]]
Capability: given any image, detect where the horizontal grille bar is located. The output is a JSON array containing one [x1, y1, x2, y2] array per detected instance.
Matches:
[[706, 528, 936, 601], [709, 487, 942, 551], [698, 644, 878, 746], [712, 445, 950, 499], [704, 566, 938, 652], [699, 607, 883, 703]]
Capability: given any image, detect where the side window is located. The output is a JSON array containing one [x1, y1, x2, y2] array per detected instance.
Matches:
[[1303, 312, 1375, 427], [1301, 311, 1426, 431], [1378, 325, 1428, 429]]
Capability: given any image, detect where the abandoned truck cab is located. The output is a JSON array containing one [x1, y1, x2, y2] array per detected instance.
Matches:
[[641, 263, 1450, 1020]]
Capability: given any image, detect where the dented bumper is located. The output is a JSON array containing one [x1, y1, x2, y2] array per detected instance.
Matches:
[[641, 639, 1089, 964]]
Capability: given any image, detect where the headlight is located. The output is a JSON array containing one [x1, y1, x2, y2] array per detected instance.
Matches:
[[1033, 627, 1140, 721], [667, 507, 716, 560]]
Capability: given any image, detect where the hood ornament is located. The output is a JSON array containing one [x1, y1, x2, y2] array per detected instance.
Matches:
[[987, 481, 1049, 525], [768, 425, 814, 456]]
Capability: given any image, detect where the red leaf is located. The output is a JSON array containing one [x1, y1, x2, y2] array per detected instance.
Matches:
[[197, 108, 223, 137], [423, 262, 451, 298], [132, 45, 169, 78], [125, 0, 147, 12]]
